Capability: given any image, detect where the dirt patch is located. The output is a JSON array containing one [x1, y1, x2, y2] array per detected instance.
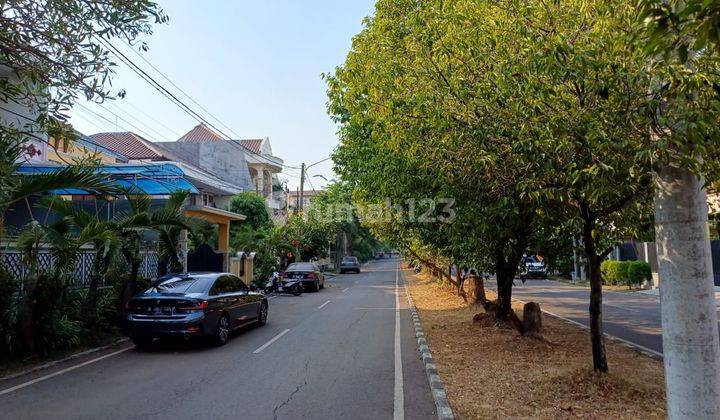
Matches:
[[406, 270, 666, 419]]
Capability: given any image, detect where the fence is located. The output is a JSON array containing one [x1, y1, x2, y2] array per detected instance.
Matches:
[[1, 248, 160, 289]]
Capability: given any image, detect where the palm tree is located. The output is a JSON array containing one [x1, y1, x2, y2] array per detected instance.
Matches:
[[116, 190, 193, 304], [14, 217, 86, 355]]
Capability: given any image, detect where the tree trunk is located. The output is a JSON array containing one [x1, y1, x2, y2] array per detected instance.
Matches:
[[495, 258, 514, 322], [472, 274, 487, 305], [522, 302, 543, 338], [81, 252, 105, 324], [122, 257, 141, 306], [654, 163, 720, 417], [18, 281, 36, 356], [455, 265, 464, 296], [581, 209, 608, 373]]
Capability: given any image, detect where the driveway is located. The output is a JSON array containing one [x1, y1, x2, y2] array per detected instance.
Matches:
[[0, 258, 435, 420]]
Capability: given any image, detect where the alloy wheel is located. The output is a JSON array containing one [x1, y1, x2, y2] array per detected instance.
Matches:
[[217, 315, 229, 344]]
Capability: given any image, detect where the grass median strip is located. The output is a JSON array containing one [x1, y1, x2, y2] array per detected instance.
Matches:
[[405, 270, 666, 419]]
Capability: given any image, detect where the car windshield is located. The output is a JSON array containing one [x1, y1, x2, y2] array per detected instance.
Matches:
[[144, 276, 213, 294], [343, 257, 357, 263], [287, 263, 314, 271]]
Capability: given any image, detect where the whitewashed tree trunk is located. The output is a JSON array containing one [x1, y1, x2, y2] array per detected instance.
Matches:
[[654, 163, 720, 419]]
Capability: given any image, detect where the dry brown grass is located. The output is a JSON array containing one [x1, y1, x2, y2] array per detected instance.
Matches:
[[407, 270, 666, 419]]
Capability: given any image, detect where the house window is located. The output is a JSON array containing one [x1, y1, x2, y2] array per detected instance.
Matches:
[[202, 193, 215, 207]]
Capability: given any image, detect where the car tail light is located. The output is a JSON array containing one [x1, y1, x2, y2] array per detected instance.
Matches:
[[306, 272, 317, 279], [179, 300, 208, 311]]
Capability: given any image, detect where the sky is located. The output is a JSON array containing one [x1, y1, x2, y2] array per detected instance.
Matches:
[[67, 0, 376, 190]]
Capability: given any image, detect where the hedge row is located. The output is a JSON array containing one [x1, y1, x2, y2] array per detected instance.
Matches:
[[600, 260, 652, 287]]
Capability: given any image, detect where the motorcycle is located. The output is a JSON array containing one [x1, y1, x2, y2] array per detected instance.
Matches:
[[263, 271, 303, 296]]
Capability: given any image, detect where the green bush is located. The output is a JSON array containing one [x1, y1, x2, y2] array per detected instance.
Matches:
[[600, 260, 621, 285], [627, 261, 651, 286], [601, 260, 651, 288], [0, 268, 19, 359]]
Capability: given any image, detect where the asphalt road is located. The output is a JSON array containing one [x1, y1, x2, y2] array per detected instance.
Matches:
[[488, 278, 716, 355], [0, 258, 435, 420]]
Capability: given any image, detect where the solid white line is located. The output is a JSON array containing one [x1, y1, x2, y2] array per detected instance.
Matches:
[[541, 308, 663, 358], [252, 329, 290, 354], [488, 285, 663, 358], [0, 347, 131, 396], [318, 300, 331, 309], [394, 262, 405, 420], [342, 287, 350, 292]]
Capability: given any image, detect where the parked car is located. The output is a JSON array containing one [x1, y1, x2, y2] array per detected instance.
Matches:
[[340, 256, 361, 273], [124, 272, 268, 348], [519, 255, 548, 280], [282, 262, 325, 292]]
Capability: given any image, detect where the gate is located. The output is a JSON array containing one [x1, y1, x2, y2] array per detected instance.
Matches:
[[187, 244, 224, 272]]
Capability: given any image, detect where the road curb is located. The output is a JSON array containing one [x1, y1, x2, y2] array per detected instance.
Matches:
[[0, 337, 130, 383], [402, 274, 455, 420]]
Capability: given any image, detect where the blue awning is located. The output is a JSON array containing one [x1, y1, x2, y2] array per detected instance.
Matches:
[[17, 163, 199, 196]]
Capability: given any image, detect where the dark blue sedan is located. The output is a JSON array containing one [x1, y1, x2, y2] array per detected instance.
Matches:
[[124, 272, 268, 348]]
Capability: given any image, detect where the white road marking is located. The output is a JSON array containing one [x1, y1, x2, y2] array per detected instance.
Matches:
[[0, 347, 131, 396], [252, 329, 290, 354], [540, 308, 663, 358], [394, 262, 404, 420], [318, 300, 331, 309], [342, 287, 350, 292]]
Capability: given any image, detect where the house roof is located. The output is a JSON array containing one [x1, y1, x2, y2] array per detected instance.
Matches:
[[288, 189, 323, 198], [238, 139, 263, 154], [17, 162, 199, 196], [178, 123, 224, 142], [72, 132, 128, 162], [89, 132, 164, 160]]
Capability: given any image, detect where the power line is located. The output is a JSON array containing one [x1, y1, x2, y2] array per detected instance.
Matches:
[[121, 99, 183, 138], [95, 35, 301, 170], [103, 101, 173, 142], [121, 40, 244, 140], [75, 103, 162, 143]]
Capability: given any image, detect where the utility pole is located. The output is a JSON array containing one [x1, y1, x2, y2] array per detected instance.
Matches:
[[299, 162, 306, 213]]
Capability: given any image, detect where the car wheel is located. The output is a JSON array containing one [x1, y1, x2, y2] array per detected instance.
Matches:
[[212, 314, 230, 346], [131, 335, 154, 349], [257, 302, 268, 326]]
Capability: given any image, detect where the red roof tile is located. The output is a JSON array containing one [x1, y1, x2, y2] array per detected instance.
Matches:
[[238, 139, 263, 154], [89, 132, 164, 160], [178, 123, 224, 142]]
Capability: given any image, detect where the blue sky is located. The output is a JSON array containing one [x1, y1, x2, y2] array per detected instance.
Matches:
[[68, 0, 376, 190]]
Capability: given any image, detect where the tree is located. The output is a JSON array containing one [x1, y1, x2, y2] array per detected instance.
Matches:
[[228, 192, 273, 232], [0, 0, 167, 140], [0, 0, 166, 236], [637, 1, 720, 416], [328, 0, 673, 374]]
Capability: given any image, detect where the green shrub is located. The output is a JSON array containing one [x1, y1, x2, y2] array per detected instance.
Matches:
[[601, 260, 621, 285], [35, 312, 83, 355], [0, 268, 19, 359], [601, 260, 651, 288], [627, 261, 651, 287]]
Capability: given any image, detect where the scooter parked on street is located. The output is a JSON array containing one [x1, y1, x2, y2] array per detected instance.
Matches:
[[263, 270, 303, 296]]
